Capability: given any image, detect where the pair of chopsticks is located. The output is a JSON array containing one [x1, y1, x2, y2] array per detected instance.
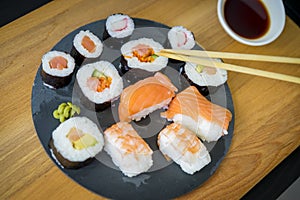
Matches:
[[156, 49, 300, 84]]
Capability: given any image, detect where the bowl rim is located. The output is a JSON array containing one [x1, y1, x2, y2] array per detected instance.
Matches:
[[217, 0, 286, 46]]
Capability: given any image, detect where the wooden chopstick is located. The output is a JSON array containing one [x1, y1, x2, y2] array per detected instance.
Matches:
[[160, 49, 300, 64], [156, 51, 300, 84]]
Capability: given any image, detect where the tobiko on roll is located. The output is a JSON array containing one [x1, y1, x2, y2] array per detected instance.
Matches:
[[41, 50, 75, 89]]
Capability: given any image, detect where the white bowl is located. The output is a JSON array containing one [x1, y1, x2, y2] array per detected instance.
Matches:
[[217, 0, 286, 46]]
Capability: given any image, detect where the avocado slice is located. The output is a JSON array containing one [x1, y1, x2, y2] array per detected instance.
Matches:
[[92, 69, 106, 78], [195, 64, 204, 73], [152, 54, 159, 59], [73, 134, 98, 150]]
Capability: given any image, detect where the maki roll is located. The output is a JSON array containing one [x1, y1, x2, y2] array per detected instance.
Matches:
[[103, 13, 135, 40], [167, 26, 196, 65], [168, 26, 195, 50], [158, 123, 211, 175], [41, 51, 75, 89], [71, 30, 103, 66], [183, 61, 227, 94], [76, 61, 123, 111], [49, 116, 104, 169], [120, 38, 168, 73], [180, 60, 227, 96], [119, 72, 177, 122], [104, 122, 153, 177]]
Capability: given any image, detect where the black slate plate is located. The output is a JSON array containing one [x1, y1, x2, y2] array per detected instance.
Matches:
[[31, 18, 235, 200]]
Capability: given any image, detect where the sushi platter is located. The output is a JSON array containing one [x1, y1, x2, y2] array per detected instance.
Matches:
[[31, 15, 234, 199]]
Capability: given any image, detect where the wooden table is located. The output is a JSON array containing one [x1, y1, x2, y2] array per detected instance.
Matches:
[[1, 0, 299, 199]]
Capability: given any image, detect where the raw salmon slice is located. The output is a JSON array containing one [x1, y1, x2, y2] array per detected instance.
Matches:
[[81, 36, 96, 53], [49, 56, 68, 70]]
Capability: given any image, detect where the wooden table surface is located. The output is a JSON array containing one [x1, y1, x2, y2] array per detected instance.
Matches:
[[1, 0, 299, 199]]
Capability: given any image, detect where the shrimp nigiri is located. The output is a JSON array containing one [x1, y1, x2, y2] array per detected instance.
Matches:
[[104, 122, 153, 177], [158, 123, 211, 174]]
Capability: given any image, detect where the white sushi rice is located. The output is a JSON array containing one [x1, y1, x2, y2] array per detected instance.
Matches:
[[106, 14, 134, 38], [52, 116, 104, 162], [42, 51, 75, 77], [172, 114, 227, 142], [104, 122, 153, 177], [76, 61, 123, 104], [184, 61, 227, 87], [158, 123, 211, 175], [121, 38, 168, 72], [131, 98, 172, 121], [168, 26, 195, 50], [73, 30, 103, 58]]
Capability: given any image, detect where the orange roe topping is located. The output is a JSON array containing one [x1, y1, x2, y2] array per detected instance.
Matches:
[[97, 76, 112, 92], [132, 44, 156, 62]]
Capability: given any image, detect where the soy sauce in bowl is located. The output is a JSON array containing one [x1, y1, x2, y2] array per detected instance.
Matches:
[[224, 0, 270, 39]]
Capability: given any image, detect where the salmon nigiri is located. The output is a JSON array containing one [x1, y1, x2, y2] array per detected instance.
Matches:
[[119, 72, 178, 122], [158, 123, 211, 175], [161, 86, 232, 142]]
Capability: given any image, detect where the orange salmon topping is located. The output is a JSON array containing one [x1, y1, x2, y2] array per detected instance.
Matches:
[[132, 44, 155, 62], [161, 86, 232, 130], [118, 72, 177, 122], [128, 84, 173, 115], [49, 56, 68, 70], [81, 36, 96, 53]]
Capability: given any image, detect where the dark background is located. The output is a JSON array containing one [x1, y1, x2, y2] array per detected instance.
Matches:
[[0, 0, 52, 27], [0, 0, 299, 27], [0, 0, 299, 199]]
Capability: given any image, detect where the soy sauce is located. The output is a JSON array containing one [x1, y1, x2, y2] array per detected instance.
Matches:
[[224, 0, 270, 39]]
